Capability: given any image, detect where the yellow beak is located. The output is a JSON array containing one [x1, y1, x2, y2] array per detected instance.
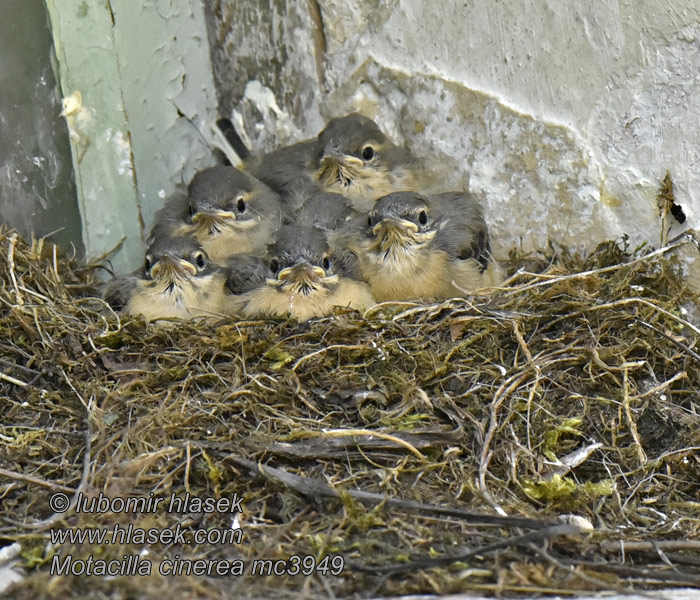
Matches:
[[278, 263, 326, 284], [373, 217, 419, 237], [150, 254, 197, 279]]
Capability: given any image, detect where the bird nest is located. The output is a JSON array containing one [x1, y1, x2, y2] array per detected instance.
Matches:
[[1, 225, 699, 599]]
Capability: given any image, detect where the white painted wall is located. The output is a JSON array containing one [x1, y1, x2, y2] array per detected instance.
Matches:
[[218, 0, 700, 264]]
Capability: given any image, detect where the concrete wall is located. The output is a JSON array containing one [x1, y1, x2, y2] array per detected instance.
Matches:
[[0, 0, 81, 253], [206, 0, 700, 261]]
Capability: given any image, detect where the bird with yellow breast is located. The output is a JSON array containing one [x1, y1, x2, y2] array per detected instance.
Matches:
[[103, 236, 228, 321], [150, 165, 284, 262], [225, 225, 375, 320], [338, 191, 501, 302]]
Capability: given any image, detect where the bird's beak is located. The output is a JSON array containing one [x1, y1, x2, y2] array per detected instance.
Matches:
[[150, 253, 198, 279], [318, 152, 363, 188], [320, 153, 363, 169], [191, 205, 237, 224], [320, 140, 363, 169], [277, 263, 326, 285], [373, 217, 419, 238]]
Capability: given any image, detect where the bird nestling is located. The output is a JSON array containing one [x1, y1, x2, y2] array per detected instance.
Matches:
[[244, 113, 417, 212], [313, 113, 417, 211], [103, 236, 227, 322], [225, 225, 376, 321], [340, 191, 501, 302], [150, 165, 283, 261]]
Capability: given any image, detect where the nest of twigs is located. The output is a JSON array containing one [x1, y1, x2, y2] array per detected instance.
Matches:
[[1, 225, 699, 599]]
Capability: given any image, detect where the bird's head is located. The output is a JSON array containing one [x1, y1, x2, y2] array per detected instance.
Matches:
[[366, 192, 438, 256], [144, 236, 212, 286], [315, 113, 413, 195], [187, 166, 273, 234], [265, 226, 340, 296]]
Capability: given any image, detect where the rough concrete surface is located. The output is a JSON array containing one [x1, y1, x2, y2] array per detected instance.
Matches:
[[207, 0, 700, 265]]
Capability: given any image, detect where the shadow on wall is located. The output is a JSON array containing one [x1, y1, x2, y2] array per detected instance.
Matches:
[[0, 0, 82, 254]]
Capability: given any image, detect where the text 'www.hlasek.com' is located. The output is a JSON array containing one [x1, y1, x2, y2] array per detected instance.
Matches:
[[47, 491, 344, 577]]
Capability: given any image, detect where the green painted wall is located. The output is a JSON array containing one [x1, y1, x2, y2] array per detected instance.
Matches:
[[46, 0, 218, 272]]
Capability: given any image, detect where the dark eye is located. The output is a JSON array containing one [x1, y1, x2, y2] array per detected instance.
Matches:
[[362, 146, 375, 161], [236, 197, 246, 213], [322, 256, 331, 270], [192, 251, 206, 269], [418, 210, 428, 226], [187, 203, 197, 219], [144, 255, 153, 273], [270, 259, 279, 273], [367, 215, 373, 227]]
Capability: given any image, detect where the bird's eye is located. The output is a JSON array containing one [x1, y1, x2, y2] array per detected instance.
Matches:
[[270, 259, 279, 273], [192, 251, 206, 270], [144, 255, 153, 273], [236, 197, 246, 213], [367, 215, 373, 228], [362, 145, 375, 161], [322, 256, 331, 270], [187, 204, 197, 219], [418, 210, 428, 226]]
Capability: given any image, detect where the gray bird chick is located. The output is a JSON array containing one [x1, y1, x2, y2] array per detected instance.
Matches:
[[226, 225, 375, 321], [247, 113, 417, 212], [341, 191, 501, 302], [314, 113, 417, 211], [150, 165, 283, 261], [103, 236, 228, 321]]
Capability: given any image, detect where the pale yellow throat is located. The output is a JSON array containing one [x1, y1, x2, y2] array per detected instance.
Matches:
[[316, 156, 414, 212], [233, 264, 375, 320], [126, 267, 226, 322]]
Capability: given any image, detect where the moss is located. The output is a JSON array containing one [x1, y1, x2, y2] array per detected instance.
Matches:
[[1, 226, 700, 598]]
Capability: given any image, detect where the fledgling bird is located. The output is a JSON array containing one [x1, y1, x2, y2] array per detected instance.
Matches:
[[225, 225, 376, 321], [240, 113, 417, 212], [150, 165, 283, 261], [340, 191, 501, 302], [313, 113, 417, 210], [103, 236, 227, 321]]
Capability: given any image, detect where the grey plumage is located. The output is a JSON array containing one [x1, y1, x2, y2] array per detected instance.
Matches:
[[148, 189, 189, 246], [370, 191, 492, 272], [246, 113, 417, 211], [294, 191, 357, 231], [340, 190, 498, 301], [247, 140, 318, 197], [222, 253, 269, 296], [149, 165, 284, 260]]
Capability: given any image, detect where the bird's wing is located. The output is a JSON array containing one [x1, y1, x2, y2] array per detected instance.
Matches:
[[248, 140, 319, 194], [102, 275, 139, 312], [431, 192, 492, 272], [223, 254, 269, 295]]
